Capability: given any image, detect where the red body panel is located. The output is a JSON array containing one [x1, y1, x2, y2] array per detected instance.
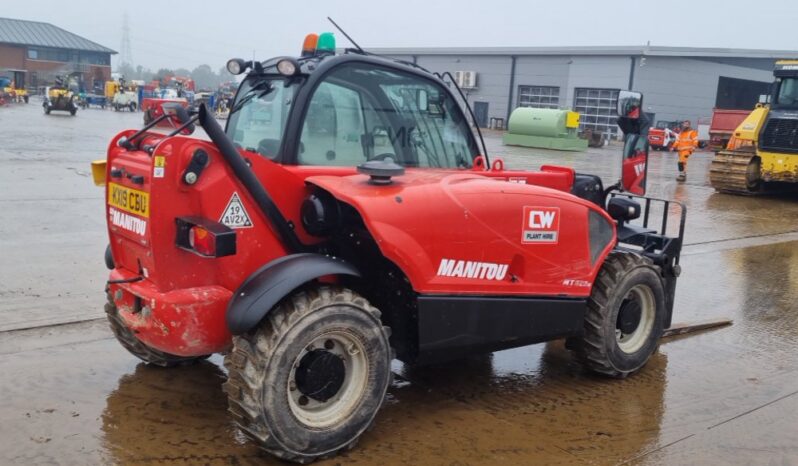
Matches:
[[140, 98, 189, 121], [648, 128, 676, 149], [622, 152, 647, 195], [709, 108, 749, 148], [104, 133, 615, 356], [307, 171, 614, 297]]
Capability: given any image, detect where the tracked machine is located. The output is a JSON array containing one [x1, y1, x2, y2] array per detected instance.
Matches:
[[91, 28, 686, 462], [710, 60, 798, 194]]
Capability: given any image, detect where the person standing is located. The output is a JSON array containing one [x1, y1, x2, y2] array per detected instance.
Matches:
[[672, 120, 698, 181]]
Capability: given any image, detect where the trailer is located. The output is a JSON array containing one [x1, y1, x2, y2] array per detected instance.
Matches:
[[709, 109, 750, 150], [80, 94, 108, 109]]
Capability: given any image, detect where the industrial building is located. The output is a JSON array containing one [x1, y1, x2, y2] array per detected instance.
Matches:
[[375, 46, 798, 138], [0, 17, 116, 93]]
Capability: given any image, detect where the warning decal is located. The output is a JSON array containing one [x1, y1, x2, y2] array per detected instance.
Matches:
[[153, 155, 166, 178], [220, 192, 253, 228]]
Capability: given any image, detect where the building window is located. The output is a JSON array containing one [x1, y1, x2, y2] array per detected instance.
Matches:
[[27, 49, 38, 59], [574, 88, 620, 138], [517, 85, 560, 109]]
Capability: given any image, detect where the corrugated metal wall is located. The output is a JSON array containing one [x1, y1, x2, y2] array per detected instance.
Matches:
[[393, 52, 775, 131]]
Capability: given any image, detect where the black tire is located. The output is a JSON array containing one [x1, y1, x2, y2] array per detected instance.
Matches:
[[143, 109, 153, 125], [105, 295, 207, 367], [129, 102, 137, 112], [223, 286, 392, 463], [574, 251, 665, 378]]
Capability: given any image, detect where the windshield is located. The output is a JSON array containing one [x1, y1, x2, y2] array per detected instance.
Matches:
[[297, 64, 478, 169], [226, 78, 295, 159], [776, 78, 798, 107]]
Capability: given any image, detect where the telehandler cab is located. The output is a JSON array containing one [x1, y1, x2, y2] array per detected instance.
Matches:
[[93, 31, 684, 463]]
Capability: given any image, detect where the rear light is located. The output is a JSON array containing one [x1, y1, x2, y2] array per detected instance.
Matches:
[[189, 226, 216, 256], [175, 217, 236, 258]]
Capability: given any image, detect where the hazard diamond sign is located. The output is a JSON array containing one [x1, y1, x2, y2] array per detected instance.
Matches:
[[220, 192, 253, 228]]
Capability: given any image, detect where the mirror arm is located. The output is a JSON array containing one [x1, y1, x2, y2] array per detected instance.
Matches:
[[119, 113, 173, 150], [167, 114, 200, 137]]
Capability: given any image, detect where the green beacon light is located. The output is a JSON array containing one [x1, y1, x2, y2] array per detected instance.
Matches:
[[316, 32, 336, 55]]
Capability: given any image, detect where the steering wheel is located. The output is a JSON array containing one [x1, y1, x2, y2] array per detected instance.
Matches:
[[257, 138, 281, 159]]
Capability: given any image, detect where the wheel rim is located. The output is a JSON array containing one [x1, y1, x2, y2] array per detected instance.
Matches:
[[615, 284, 655, 354], [287, 329, 369, 429]]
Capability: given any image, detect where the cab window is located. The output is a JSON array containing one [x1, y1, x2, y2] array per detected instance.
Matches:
[[226, 78, 294, 159], [298, 63, 478, 168]]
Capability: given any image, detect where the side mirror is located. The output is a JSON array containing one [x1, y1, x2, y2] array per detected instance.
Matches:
[[617, 90, 642, 119], [620, 133, 648, 195], [616, 91, 646, 136]]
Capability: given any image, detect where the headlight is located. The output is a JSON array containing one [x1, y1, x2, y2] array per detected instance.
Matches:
[[226, 58, 246, 75], [276, 58, 300, 76]]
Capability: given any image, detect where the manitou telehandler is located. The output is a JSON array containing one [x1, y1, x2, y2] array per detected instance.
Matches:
[[92, 30, 685, 463]]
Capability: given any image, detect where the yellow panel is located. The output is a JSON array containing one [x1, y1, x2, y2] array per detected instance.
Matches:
[[91, 160, 107, 186], [565, 111, 580, 128], [733, 106, 769, 142], [108, 182, 149, 218], [776, 60, 798, 65], [758, 151, 798, 181]]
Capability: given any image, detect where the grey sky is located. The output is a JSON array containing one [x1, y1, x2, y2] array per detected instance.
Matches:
[[6, 0, 798, 71]]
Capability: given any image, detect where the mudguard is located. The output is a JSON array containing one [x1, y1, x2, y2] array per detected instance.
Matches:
[[226, 253, 360, 335]]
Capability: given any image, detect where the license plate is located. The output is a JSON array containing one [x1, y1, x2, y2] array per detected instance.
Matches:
[[108, 182, 149, 218]]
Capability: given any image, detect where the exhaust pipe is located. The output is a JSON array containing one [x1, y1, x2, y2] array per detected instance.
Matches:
[[197, 104, 303, 253]]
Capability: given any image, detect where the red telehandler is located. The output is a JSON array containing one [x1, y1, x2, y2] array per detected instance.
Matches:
[[92, 30, 686, 463]]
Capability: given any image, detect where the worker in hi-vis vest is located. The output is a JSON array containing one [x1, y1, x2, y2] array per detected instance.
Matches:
[[672, 120, 699, 182]]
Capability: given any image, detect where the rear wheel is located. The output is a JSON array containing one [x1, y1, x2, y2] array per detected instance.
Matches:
[[223, 287, 392, 463], [105, 295, 207, 367], [574, 251, 665, 378]]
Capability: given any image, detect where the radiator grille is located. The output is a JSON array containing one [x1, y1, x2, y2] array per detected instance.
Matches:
[[760, 117, 798, 153]]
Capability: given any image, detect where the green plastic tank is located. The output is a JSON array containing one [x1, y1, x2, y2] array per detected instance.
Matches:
[[507, 108, 570, 138], [503, 107, 587, 151]]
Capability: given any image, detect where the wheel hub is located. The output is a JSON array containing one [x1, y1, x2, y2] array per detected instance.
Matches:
[[617, 298, 642, 334], [294, 349, 346, 402]]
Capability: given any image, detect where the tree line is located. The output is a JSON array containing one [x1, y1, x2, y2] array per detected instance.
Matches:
[[116, 62, 232, 91]]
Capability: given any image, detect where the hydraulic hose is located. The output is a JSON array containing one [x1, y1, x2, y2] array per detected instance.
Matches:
[[197, 104, 303, 253]]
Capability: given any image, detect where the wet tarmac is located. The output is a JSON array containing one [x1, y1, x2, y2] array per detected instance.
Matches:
[[1, 102, 798, 465]]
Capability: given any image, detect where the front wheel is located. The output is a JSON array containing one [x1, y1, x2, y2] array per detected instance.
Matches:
[[223, 287, 392, 463], [573, 251, 665, 378]]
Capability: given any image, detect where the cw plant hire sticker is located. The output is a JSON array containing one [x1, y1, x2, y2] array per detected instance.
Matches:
[[522, 206, 560, 244]]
